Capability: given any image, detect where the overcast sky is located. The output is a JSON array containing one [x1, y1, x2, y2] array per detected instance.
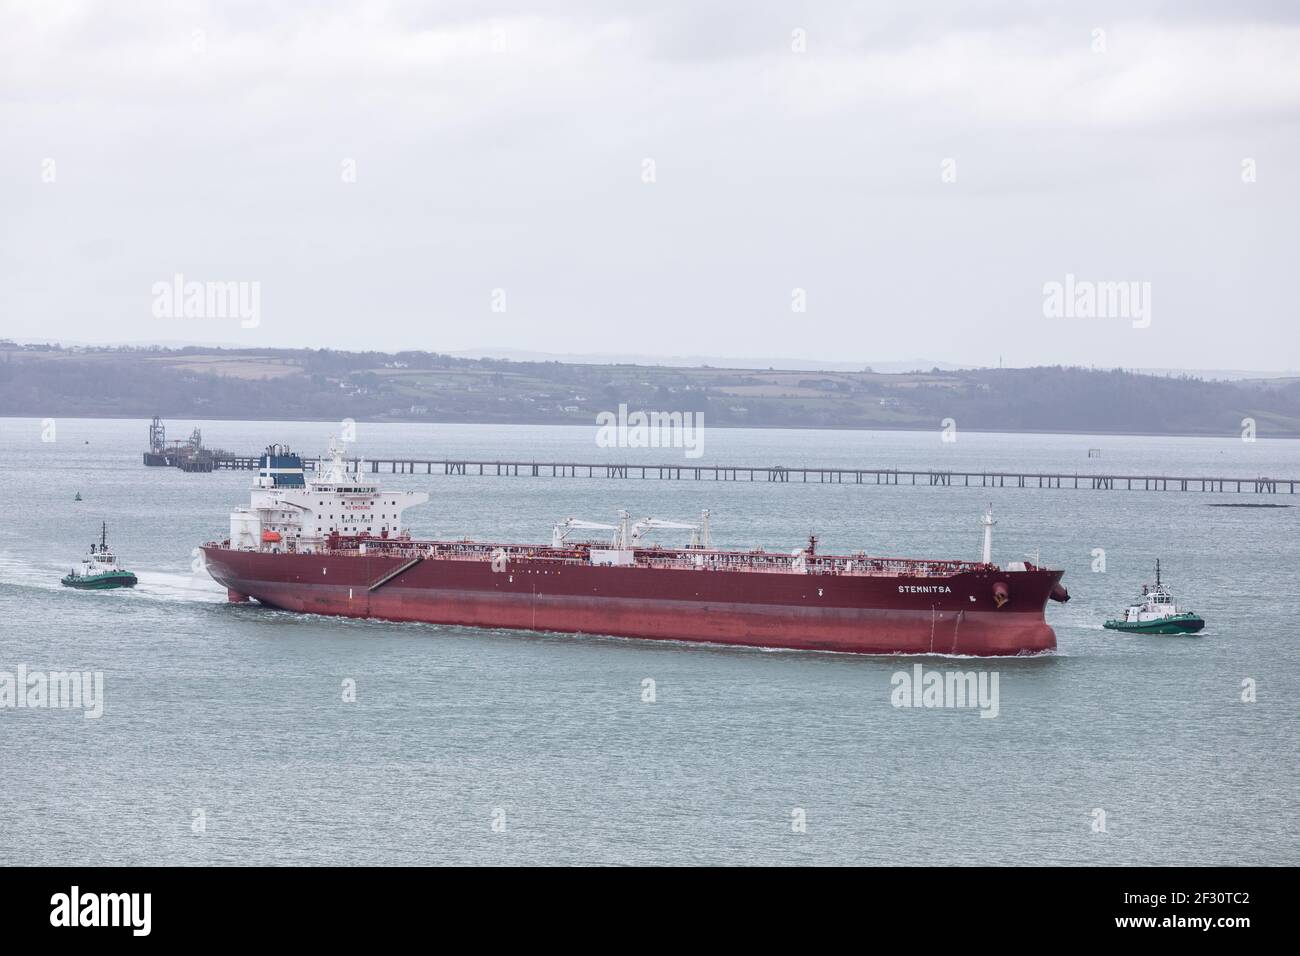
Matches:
[[2, 1, 1297, 369]]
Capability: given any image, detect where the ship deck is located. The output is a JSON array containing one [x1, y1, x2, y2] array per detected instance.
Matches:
[[207, 537, 1005, 578]]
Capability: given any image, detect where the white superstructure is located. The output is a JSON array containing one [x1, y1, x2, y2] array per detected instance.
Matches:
[[228, 440, 429, 552], [1117, 565, 1190, 624]]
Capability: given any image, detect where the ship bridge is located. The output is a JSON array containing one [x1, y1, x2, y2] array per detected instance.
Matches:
[[254, 445, 307, 488], [229, 439, 428, 552]]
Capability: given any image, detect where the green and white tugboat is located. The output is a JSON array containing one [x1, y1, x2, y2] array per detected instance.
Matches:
[[61, 522, 138, 590], [1103, 560, 1204, 635]]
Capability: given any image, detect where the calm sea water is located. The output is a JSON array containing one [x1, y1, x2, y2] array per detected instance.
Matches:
[[0, 417, 1296, 865]]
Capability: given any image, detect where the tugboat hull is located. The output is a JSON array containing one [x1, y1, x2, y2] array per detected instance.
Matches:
[[61, 572, 138, 590], [1103, 614, 1204, 635]]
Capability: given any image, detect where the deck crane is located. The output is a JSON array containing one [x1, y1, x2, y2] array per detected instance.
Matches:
[[552, 511, 713, 550], [630, 510, 711, 549], [552, 518, 620, 549]]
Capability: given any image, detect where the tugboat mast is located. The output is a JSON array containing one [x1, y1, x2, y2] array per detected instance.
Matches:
[[1156, 558, 1161, 587]]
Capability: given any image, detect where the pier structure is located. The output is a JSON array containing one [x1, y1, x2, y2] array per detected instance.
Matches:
[[200, 454, 1296, 494], [141, 418, 1297, 494]]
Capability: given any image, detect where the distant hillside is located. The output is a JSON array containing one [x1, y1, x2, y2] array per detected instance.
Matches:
[[446, 348, 967, 373], [2, 342, 1300, 437]]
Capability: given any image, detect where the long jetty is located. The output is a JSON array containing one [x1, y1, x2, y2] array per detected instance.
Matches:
[[203, 455, 1297, 494]]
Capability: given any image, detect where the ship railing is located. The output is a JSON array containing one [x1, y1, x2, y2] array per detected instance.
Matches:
[[289, 539, 987, 577], [629, 556, 973, 576], [321, 545, 940, 575]]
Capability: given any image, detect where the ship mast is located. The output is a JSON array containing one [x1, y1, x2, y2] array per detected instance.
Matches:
[[1156, 558, 1161, 587], [980, 507, 996, 564], [101, 521, 107, 552]]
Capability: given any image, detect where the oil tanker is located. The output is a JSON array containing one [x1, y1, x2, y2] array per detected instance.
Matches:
[[201, 442, 1069, 656]]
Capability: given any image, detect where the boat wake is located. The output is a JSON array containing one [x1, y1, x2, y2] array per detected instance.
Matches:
[[0, 551, 65, 592], [0, 551, 226, 603], [132, 570, 227, 603]]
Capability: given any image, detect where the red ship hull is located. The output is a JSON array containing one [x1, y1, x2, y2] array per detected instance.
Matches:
[[201, 545, 1061, 656]]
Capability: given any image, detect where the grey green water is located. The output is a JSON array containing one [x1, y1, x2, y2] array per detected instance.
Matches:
[[0, 418, 1296, 865]]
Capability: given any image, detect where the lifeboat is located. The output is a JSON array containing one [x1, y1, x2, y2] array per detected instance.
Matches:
[[261, 529, 282, 543]]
